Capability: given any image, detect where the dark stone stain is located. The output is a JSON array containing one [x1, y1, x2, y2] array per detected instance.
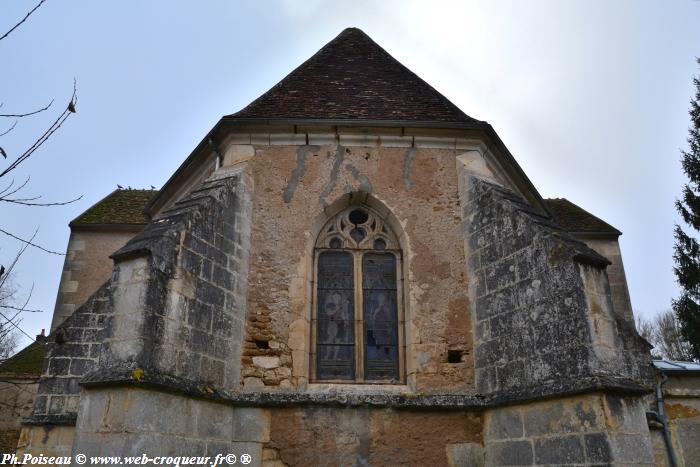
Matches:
[[402, 148, 417, 190], [320, 144, 346, 205], [347, 164, 373, 193], [283, 145, 320, 203], [41, 425, 54, 444]]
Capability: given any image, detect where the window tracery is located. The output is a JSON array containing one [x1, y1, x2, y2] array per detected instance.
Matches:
[[313, 206, 403, 383]]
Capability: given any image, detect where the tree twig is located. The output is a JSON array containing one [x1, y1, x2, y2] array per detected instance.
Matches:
[[0, 120, 17, 137], [0, 307, 32, 341], [0, 0, 48, 43], [0, 99, 53, 118], [0, 81, 77, 179], [0, 228, 63, 255]]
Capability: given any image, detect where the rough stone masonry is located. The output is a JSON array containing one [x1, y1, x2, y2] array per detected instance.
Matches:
[[15, 27, 664, 467]]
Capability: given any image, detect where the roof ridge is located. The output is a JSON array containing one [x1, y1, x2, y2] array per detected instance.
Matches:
[[228, 28, 477, 123]]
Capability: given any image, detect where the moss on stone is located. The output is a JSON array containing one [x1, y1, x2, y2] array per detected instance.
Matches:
[[70, 189, 157, 226], [0, 341, 46, 376]]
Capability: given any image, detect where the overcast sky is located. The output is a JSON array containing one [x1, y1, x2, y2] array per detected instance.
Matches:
[[2, 0, 699, 349]]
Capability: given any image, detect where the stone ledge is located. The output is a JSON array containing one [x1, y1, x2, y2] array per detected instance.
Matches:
[[77, 366, 651, 412], [23, 369, 652, 428], [484, 374, 652, 407], [80, 365, 487, 410], [22, 413, 77, 426]]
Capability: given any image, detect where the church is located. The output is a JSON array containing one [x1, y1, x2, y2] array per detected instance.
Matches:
[[10, 27, 678, 466]]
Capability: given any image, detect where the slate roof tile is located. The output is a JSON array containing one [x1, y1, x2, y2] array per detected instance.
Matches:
[[545, 198, 621, 235], [70, 189, 157, 226], [229, 28, 478, 123]]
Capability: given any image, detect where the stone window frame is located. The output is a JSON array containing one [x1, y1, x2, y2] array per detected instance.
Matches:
[[310, 204, 406, 384]]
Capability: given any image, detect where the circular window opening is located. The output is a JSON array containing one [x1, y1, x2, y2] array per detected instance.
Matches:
[[349, 209, 369, 225]]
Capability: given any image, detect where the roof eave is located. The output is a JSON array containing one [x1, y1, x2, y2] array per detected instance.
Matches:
[[568, 230, 622, 239], [69, 223, 149, 232]]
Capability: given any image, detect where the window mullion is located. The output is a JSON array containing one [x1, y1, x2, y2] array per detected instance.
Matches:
[[354, 251, 364, 381]]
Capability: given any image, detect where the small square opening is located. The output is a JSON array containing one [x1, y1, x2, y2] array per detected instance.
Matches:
[[255, 340, 270, 349], [447, 350, 463, 364]]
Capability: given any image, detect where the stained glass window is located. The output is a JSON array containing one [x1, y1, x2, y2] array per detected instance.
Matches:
[[316, 252, 355, 380], [363, 253, 398, 380], [314, 206, 402, 383]]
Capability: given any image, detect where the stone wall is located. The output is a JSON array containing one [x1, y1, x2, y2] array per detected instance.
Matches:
[[459, 174, 653, 398], [31, 284, 110, 424], [21, 165, 252, 455], [71, 387, 267, 465], [661, 373, 700, 467], [266, 407, 482, 466], [239, 143, 472, 392], [20, 134, 658, 466], [0, 375, 39, 453], [484, 393, 654, 466], [16, 426, 75, 458], [97, 166, 252, 391], [577, 237, 635, 326], [51, 229, 140, 332]]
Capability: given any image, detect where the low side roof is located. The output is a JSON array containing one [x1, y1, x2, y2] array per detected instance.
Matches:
[[74, 187, 618, 238], [544, 198, 621, 236], [0, 341, 46, 377], [70, 189, 157, 227], [229, 28, 479, 124], [654, 359, 700, 373]]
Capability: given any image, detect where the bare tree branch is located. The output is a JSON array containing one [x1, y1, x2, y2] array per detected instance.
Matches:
[[0, 194, 83, 207], [0, 177, 30, 198], [0, 230, 34, 293], [0, 99, 53, 118], [0, 120, 17, 137], [0, 283, 42, 314], [0, 80, 77, 179], [0, 228, 63, 255], [0, 175, 82, 206], [0, 0, 48, 43], [0, 307, 31, 341], [0, 304, 43, 313]]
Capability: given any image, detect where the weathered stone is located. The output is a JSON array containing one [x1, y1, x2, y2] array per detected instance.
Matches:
[[485, 440, 533, 466], [232, 408, 270, 442], [534, 435, 585, 465], [609, 433, 654, 464], [486, 407, 523, 440], [584, 432, 612, 463], [253, 356, 280, 370], [446, 442, 484, 467]]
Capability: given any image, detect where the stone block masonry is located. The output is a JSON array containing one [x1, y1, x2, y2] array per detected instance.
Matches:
[[72, 387, 266, 467], [459, 174, 653, 399], [483, 393, 655, 466], [20, 165, 252, 455], [99, 165, 252, 389], [51, 230, 139, 332], [30, 283, 111, 424]]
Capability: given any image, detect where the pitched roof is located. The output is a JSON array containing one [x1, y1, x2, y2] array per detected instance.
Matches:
[[71, 189, 157, 227], [0, 341, 46, 377], [544, 198, 621, 236], [229, 28, 478, 123]]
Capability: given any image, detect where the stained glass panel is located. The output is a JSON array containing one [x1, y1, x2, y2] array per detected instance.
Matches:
[[316, 251, 355, 380], [362, 253, 399, 381]]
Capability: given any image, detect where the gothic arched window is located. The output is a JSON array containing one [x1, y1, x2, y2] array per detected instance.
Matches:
[[312, 205, 403, 383]]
